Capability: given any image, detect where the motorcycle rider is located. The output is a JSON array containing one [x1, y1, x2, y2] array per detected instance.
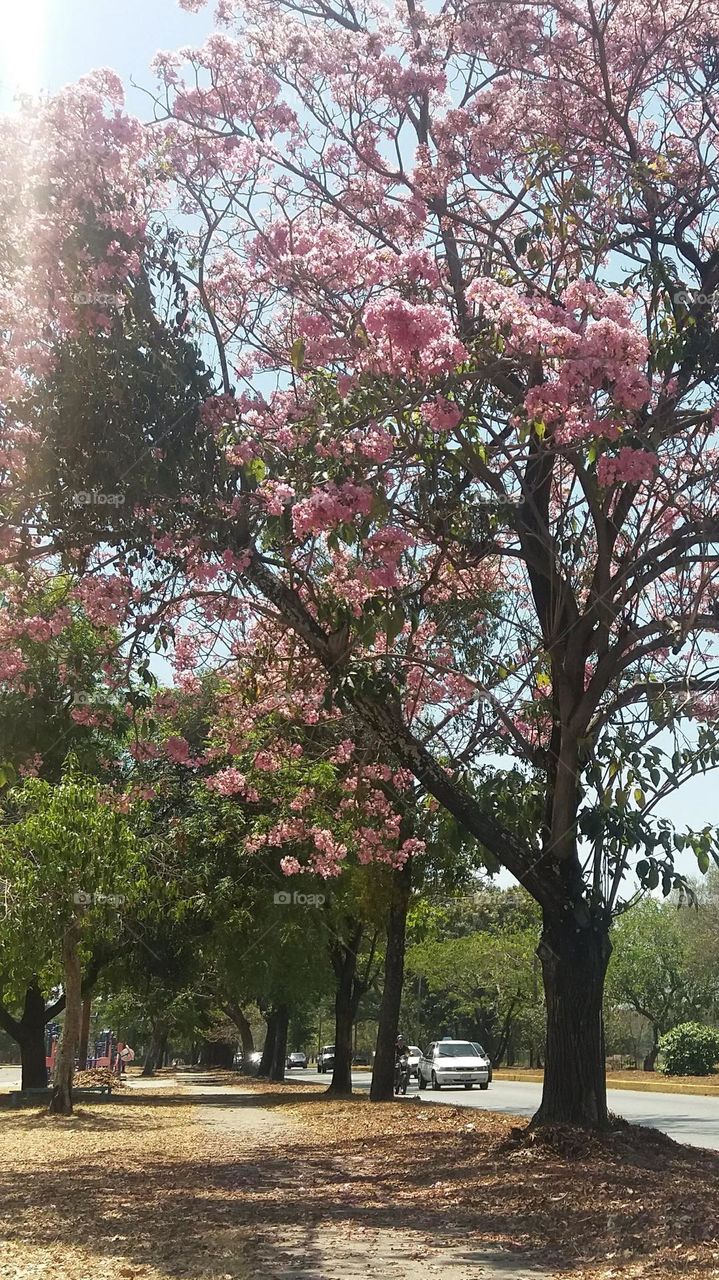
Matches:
[[394, 1033, 410, 1092]]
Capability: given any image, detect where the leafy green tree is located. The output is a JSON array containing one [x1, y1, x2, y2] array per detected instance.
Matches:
[[606, 899, 719, 1070], [0, 760, 137, 1112], [0, 574, 133, 1086], [406, 885, 543, 1064]]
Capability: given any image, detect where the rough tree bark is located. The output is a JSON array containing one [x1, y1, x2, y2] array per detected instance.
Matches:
[[0, 985, 46, 1090], [49, 922, 82, 1115], [269, 1003, 289, 1081], [78, 997, 91, 1070], [327, 925, 369, 1097], [257, 1008, 277, 1076], [370, 856, 412, 1102], [643, 1026, 661, 1072], [0, 982, 70, 1090], [222, 1000, 255, 1070], [532, 907, 612, 1128], [142, 1020, 167, 1077]]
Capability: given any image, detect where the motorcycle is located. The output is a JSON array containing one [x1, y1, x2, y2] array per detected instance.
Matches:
[[394, 1052, 410, 1095]]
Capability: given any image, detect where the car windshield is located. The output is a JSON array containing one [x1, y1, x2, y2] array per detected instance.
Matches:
[[437, 1042, 479, 1058], [408, 1046, 421, 1055]]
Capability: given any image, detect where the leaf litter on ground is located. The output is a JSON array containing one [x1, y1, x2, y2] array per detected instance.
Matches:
[[0, 1071, 717, 1280]]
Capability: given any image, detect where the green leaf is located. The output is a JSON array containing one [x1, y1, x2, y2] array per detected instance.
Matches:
[[385, 606, 405, 647], [290, 336, 306, 371]]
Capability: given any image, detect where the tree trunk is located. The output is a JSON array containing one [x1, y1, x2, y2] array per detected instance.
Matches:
[[269, 1004, 289, 1081], [0, 983, 54, 1090], [49, 922, 83, 1115], [20, 984, 49, 1090], [532, 909, 611, 1129], [328, 926, 364, 1097], [142, 1020, 166, 1077], [78, 997, 91, 1070], [643, 1026, 660, 1072], [158, 1031, 168, 1068], [258, 1009, 277, 1076], [199, 1038, 235, 1068], [371, 858, 412, 1102], [330, 962, 355, 1097], [223, 1000, 255, 1071]]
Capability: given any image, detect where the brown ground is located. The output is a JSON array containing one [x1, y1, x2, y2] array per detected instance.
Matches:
[[0, 1071, 717, 1280]]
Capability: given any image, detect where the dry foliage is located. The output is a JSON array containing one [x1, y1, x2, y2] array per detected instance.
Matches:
[[74, 1068, 128, 1090], [0, 1073, 717, 1280]]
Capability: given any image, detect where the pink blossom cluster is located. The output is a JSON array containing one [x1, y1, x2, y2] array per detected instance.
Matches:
[[597, 449, 658, 487], [199, 393, 240, 435], [165, 735, 203, 767], [471, 279, 650, 442], [70, 705, 115, 729], [362, 526, 415, 589], [0, 646, 27, 687], [256, 481, 295, 515], [292, 482, 374, 540], [206, 767, 260, 801], [18, 753, 43, 779], [73, 574, 132, 628], [420, 396, 463, 433], [362, 293, 468, 377]]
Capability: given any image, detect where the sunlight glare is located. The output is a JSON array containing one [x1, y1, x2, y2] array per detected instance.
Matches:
[[0, 0, 49, 106]]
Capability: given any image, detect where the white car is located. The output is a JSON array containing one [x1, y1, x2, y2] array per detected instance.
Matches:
[[418, 1039, 491, 1091], [406, 1045, 422, 1078]]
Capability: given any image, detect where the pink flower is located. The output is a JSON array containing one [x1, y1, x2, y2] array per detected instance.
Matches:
[[597, 448, 658, 487], [165, 735, 193, 764], [421, 397, 462, 433]]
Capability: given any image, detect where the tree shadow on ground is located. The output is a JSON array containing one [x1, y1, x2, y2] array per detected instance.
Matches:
[[1, 1087, 717, 1279]]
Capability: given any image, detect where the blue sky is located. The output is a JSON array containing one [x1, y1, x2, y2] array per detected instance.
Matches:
[[0, 0, 212, 113], [0, 0, 714, 882]]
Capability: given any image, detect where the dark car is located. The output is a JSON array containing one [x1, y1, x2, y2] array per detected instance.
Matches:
[[317, 1043, 335, 1072], [286, 1051, 308, 1069]]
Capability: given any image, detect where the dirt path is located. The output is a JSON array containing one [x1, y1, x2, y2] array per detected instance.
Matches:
[[193, 1083, 553, 1280]]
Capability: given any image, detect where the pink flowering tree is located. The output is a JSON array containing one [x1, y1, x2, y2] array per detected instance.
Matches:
[[5, 0, 719, 1126], [133, 645, 435, 1095]]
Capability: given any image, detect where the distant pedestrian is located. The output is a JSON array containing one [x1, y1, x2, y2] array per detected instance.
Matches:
[[114, 1041, 135, 1075]]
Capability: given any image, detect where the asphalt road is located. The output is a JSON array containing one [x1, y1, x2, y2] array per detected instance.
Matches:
[[291, 1066, 719, 1151], [3, 1063, 717, 1151]]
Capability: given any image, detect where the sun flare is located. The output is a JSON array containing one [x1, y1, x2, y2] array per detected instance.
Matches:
[[0, 0, 48, 104]]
